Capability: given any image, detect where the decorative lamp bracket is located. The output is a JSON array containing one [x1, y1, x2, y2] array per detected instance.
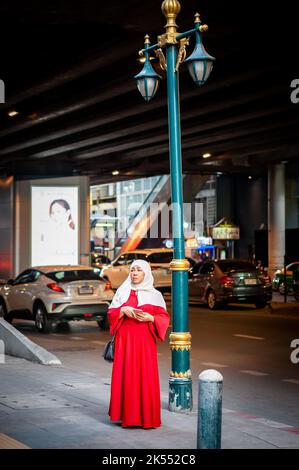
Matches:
[[175, 37, 190, 72]]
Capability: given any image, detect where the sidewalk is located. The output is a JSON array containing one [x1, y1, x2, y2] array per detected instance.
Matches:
[[0, 355, 299, 449], [270, 301, 299, 315]]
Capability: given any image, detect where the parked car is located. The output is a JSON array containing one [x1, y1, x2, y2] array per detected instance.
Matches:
[[188, 259, 272, 309], [293, 270, 299, 302], [101, 248, 196, 292], [272, 262, 299, 294], [0, 265, 114, 333], [90, 253, 111, 269]]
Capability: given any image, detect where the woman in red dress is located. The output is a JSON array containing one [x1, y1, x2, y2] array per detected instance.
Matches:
[[108, 259, 170, 429]]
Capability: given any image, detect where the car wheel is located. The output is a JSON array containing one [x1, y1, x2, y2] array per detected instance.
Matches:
[[255, 301, 267, 309], [207, 290, 218, 310], [0, 299, 13, 323], [278, 281, 287, 295], [35, 304, 51, 334], [97, 316, 110, 330]]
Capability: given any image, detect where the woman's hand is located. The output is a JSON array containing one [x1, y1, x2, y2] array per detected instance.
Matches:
[[134, 311, 154, 323], [120, 306, 137, 319]]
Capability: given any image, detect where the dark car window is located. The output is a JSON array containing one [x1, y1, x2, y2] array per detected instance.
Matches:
[[126, 254, 136, 264], [46, 269, 102, 283], [135, 253, 149, 261], [114, 254, 128, 266], [13, 270, 36, 285], [192, 262, 203, 275], [32, 270, 41, 281], [217, 261, 256, 273], [91, 254, 110, 264], [147, 252, 173, 264], [199, 263, 215, 275], [186, 257, 197, 268]]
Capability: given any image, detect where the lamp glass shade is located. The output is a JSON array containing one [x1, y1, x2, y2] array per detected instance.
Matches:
[[134, 57, 161, 102], [185, 29, 215, 87], [187, 59, 214, 86], [137, 76, 159, 102]]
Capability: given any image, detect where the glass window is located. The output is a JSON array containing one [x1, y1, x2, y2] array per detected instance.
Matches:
[[148, 252, 173, 264], [186, 257, 197, 269], [144, 178, 151, 190], [114, 254, 128, 266], [14, 270, 36, 285], [134, 180, 142, 192], [46, 269, 102, 283], [135, 253, 149, 261], [127, 195, 142, 205], [217, 260, 256, 273], [32, 271, 42, 281], [192, 262, 204, 275], [126, 253, 136, 264], [199, 263, 215, 275]]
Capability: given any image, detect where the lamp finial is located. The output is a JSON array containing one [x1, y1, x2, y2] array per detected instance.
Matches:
[[194, 13, 201, 24], [161, 0, 181, 36]]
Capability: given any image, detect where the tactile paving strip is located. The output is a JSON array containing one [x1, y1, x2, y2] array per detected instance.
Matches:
[[0, 393, 84, 410]]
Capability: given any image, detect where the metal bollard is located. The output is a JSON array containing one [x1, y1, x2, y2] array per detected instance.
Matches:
[[0, 339, 5, 364], [197, 369, 223, 449]]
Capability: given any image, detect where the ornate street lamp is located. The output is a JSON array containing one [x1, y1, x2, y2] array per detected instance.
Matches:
[[185, 14, 215, 86], [134, 35, 161, 102], [134, 0, 215, 413]]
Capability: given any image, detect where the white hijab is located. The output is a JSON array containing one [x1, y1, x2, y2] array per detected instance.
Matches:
[[109, 259, 166, 309]]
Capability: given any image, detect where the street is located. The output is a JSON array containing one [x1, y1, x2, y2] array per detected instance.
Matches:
[[11, 302, 299, 430]]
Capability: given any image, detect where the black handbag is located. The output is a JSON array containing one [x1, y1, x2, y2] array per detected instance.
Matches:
[[102, 335, 115, 362]]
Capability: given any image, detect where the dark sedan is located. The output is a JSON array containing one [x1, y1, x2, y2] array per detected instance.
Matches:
[[188, 259, 272, 310], [293, 270, 299, 302]]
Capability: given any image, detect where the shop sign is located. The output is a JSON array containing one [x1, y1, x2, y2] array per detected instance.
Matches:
[[212, 226, 240, 240]]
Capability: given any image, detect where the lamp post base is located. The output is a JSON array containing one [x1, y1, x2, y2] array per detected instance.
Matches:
[[169, 377, 193, 412]]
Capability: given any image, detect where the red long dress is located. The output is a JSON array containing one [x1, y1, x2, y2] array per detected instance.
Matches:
[[108, 289, 170, 429]]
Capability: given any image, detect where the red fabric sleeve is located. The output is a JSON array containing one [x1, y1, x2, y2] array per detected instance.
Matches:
[[148, 306, 170, 342], [108, 307, 124, 336]]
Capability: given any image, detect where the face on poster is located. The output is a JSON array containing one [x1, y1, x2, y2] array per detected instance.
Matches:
[[31, 186, 79, 266]]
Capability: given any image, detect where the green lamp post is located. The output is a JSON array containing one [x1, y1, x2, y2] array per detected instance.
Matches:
[[134, 0, 215, 412]]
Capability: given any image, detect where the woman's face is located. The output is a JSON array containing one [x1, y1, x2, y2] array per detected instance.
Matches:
[[130, 265, 145, 284], [50, 203, 69, 225]]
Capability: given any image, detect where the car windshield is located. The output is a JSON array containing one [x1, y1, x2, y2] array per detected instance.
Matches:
[[217, 261, 257, 273], [147, 252, 173, 264], [46, 269, 102, 283]]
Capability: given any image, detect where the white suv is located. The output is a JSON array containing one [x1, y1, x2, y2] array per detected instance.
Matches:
[[0, 265, 114, 333], [101, 248, 176, 291]]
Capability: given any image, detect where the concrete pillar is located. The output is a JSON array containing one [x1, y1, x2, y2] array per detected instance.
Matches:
[[268, 164, 285, 277], [0, 177, 14, 280]]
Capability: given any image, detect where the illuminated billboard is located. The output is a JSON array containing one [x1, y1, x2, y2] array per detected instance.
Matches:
[[212, 226, 240, 240], [31, 186, 79, 266]]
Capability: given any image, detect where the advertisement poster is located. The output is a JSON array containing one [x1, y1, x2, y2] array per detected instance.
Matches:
[[31, 186, 79, 266]]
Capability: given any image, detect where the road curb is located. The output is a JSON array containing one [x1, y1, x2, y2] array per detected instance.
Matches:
[[0, 318, 61, 366]]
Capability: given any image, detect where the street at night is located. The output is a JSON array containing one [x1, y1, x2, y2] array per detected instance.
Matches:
[[3, 300, 297, 448], [1, 0, 299, 461]]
